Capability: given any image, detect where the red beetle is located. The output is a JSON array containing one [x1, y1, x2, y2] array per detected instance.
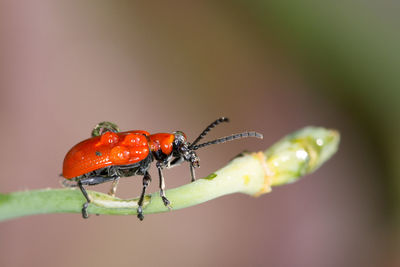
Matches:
[[62, 118, 263, 220]]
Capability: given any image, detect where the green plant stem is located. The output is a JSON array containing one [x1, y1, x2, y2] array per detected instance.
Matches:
[[0, 127, 339, 222]]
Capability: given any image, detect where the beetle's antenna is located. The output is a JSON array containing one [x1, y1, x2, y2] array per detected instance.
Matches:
[[189, 117, 230, 148], [191, 131, 263, 150]]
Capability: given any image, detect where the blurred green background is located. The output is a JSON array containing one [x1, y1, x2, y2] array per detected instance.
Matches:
[[0, 1, 399, 266]]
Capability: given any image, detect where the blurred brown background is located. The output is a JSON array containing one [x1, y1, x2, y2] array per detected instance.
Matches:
[[1, 1, 399, 267]]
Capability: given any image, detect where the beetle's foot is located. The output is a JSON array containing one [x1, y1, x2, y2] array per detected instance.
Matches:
[[137, 206, 144, 221], [161, 196, 172, 210], [82, 202, 89, 219]]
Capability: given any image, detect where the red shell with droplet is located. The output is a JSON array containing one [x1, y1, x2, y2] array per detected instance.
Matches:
[[148, 133, 174, 155], [62, 130, 152, 179]]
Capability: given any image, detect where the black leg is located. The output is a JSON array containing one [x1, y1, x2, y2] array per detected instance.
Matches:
[[77, 175, 118, 219], [78, 180, 91, 219], [157, 163, 171, 209], [137, 172, 151, 221], [79, 176, 116, 186]]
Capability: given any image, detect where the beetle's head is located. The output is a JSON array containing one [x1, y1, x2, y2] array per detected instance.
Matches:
[[170, 118, 262, 183], [172, 131, 200, 167]]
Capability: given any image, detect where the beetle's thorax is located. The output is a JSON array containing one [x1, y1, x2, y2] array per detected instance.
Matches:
[[147, 131, 199, 167], [148, 133, 175, 161]]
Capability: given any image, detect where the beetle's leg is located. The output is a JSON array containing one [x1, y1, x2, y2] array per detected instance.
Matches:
[[78, 180, 91, 219], [91, 121, 120, 137], [61, 179, 77, 188], [157, 163, 171, 209], [168, 157, 184, 169], [79, 176, 115, 186], [137, 171, 151, 221], [108, 177, 120, 197], [78, 175, 117, 218], [169, 157, 196, 182], [190, 164, 196, 182]]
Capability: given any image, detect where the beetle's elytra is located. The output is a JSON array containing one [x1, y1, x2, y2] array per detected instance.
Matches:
[[62, 117, 263, 220]]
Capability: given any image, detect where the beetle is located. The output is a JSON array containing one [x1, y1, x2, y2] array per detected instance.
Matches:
[[62, 117, 263, 220]]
